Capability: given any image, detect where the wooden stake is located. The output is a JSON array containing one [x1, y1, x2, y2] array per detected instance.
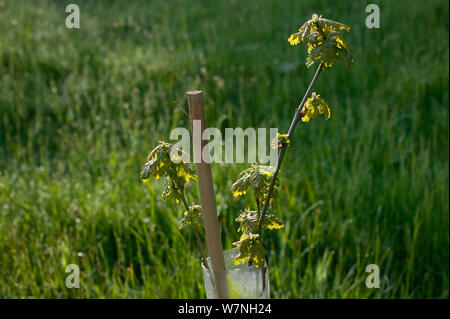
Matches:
[[187, 90, 229, 299]]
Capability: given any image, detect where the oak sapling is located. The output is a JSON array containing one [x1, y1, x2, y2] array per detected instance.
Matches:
[[139, 12, 352, 295], [140, 141, 209, 268], [230, 13, 352, 268]]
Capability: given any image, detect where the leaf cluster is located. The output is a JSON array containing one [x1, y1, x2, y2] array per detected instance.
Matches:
[[179, 204, 204, 231], [301, 92, 331, 122], [231, 166, 284, 267], [232, 234, 266, 268], [231, 165, 278, 202], [271, 133, 290, 150], [140, 142, 205, 255], [140, 141, 197, 202], [236, 209, 284, 234], [288, 14, 352, 68]]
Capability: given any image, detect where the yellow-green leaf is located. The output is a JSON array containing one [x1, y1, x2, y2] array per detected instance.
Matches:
[[301, 92, 331, 122], [232, 233, 265, 268], [263, 214, 284, 230], [288, 14, 352, 68], [179, 204, 203, 230]]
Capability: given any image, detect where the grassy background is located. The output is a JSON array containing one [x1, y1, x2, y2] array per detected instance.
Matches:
[[0, 0, 448, 298]]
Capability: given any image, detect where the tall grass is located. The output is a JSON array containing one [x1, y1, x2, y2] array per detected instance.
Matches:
[[0, 0, 448, 298]]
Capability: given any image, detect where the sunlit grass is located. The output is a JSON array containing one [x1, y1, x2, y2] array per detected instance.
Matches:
[[0, 0, 448, 298]]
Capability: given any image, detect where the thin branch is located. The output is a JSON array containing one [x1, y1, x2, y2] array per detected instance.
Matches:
[[179, 185, 216, 294], [179, 187, 209, 269], [256, 198, 261, 219], [174, 100, 192, 120], [192, 226, 208, 268], [178, 186, 190, 211], [258, 63, 323, 235]]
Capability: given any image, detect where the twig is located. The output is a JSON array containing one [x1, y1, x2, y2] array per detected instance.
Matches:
[[174, 101, 192, 121], [258, 63, 323, 235], [256, 198, 261, 218], [179, 187, 209, 269]]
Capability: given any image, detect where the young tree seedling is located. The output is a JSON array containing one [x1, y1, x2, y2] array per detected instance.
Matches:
[[139, 13, 352, 297], [231, 13, 352, 267], [140, 141, 209, 268]]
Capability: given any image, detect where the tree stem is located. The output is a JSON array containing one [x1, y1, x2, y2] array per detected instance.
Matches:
[[179, 188, 209, 269], [258, 63, 323, 236], [256, 198, 261, 219]]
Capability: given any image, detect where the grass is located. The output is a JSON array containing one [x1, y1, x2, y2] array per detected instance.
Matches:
[[0, 0, 448, 298]]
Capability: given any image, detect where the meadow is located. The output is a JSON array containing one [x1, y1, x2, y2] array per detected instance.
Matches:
[[0, 0, 448, 298]]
